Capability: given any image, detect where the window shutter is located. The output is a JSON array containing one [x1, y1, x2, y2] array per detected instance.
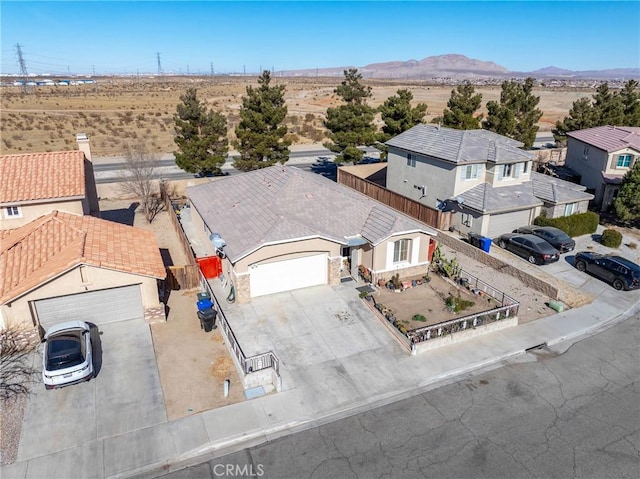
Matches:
[[514, 163, 521, 178], [497, 165, 503, 180], [460, 167, 466, 180]]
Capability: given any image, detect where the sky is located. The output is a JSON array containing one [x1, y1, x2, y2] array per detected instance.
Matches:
[[1, 1, 639, 76]]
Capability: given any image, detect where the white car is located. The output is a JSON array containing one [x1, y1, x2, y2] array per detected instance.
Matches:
[[42, 320, 94, 390]]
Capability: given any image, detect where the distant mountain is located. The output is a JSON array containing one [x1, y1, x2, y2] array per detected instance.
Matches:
[[280, 54, 640, 81]]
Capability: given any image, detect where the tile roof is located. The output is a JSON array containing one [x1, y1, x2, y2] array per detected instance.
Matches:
[[186, 166, 437, 262], [0, 211, 165, 304], [0, 151, 86, 204], [386, 124, 535, 164], [567, 125, 640, 153], [458, 172, 593, 214]]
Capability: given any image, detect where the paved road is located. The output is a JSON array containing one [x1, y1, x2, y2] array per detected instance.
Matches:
[[153, 313, 640, 479]]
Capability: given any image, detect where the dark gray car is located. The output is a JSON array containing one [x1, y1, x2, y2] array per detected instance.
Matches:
[[498, 233, 560, 265], [513, 226, 575, 253]]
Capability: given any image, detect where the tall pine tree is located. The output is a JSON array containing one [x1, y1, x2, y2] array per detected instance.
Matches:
[[620, 79, 640, 126], [439, 81, 483, 129], [614, 161, 640, 222], [324, 69, 377, 164], [553, 97, 596, 144], [234, 71, 290, 172], [378, 89, 427, 141], [173, 88, 228, 176], [592, 82, 625, 126], [484, 77, 542, 148]]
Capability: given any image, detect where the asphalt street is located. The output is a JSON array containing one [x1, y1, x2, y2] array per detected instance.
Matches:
[[155, 312, 640, 479]]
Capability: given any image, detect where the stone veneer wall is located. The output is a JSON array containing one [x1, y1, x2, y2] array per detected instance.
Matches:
[[328, 256, 342, 286], [234, 272, 251, 304], [436, 232, 561, 299]]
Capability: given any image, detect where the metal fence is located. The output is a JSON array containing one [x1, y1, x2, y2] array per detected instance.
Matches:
[[200, 272, 279, 376], [408, 269, 520, 344]]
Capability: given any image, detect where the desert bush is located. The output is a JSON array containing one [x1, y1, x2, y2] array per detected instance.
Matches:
[[601, 229, 622, 248], [412, 314, 427, 322], [534, 211, 599, 237]]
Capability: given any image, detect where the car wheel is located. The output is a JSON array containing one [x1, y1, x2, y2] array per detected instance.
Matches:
[[612, 279, 625, 291], [528, 255, 538, 265], [498, 240, 507, 249], [575, 260, 587, 272]]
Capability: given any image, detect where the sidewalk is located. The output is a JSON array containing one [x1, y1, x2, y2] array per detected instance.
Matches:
[[3, 287, 638, 479]]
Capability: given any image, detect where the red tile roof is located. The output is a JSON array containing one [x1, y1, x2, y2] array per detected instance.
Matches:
[[0, 151, 86, 203], [567, 126, 640, 153], [0, 211, 166, 304]]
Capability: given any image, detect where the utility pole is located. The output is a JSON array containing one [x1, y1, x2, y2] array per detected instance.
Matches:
[[92, 65, 96, 76], [186, 65, 189, 76], [210, 62, 214, 84], [15, 43, 31, 93]]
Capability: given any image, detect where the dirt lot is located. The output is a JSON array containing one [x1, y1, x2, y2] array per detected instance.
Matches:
[[0, 76, 590, 156], [99, 199, 246, 420]]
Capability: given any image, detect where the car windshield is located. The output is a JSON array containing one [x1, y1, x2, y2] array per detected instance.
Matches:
[[46, 334, 85, 371]]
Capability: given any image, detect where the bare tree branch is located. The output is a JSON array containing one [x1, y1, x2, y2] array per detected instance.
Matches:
[[0, 328, 39, 400], [117, 143, 164, 223]]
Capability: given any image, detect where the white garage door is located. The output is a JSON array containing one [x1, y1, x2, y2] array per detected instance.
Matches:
[[486, 210, 532, 239], [34, 285, 143, 330], [250, 254, 328, 298]]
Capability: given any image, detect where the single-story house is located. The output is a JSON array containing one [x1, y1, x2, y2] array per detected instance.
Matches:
[[186, 165, 438, 303], [0, 211, 166, 331]]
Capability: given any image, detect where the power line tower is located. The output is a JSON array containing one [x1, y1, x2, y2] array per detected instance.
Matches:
[[156, 52, 162, 75], [210, 62, 214, 84], [15, 43, 31, 93]]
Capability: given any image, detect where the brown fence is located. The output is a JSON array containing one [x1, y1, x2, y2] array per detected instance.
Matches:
[[160, 182, 201, 290], [338, 169, 452, 230], [165, 264, 201, 290]]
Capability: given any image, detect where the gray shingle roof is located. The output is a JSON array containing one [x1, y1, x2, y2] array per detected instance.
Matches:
[[458, 172, 594, 213], [567, 125, 640, 153], [187, 166, 436, 262], [386, 124, 535, 164]]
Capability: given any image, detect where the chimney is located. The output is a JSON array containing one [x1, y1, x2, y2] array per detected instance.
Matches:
[[76, 133, 92, 162]]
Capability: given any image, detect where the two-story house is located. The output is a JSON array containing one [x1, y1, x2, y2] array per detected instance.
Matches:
[[564, 125, 640, 211], [0, 133, 100, 230], [386, 124, 593, 238]]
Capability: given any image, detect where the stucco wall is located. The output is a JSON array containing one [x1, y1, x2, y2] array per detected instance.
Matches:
[[0, 199, 85, 230], [543, 200, 590, 219], [235, 238, 341, 273], [1, 265, 160, 329], [565, 138, 607, 200], [371, 232, 432, 274]]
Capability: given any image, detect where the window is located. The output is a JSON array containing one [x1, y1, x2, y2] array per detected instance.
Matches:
[[393, 239, 410, 263], [522, 161, 529, 174], [502, 164, 513, 178], [616, 154, 632, 168], [564, 203, 575, 216], [5, 206, 21, 218], [406, 153, 416, 167], [583, 146, 589, 157], [460, 164, 483, 180]]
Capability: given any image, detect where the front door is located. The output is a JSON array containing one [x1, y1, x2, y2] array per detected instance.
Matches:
[[350, 248, 360, 278]]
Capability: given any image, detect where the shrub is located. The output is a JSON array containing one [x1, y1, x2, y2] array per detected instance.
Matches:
[[533, 211, 599, 237], [412, 314, 427, 322], [601, 229, 622, 248]]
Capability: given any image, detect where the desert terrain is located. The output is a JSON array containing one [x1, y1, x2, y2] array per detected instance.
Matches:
[[0, 76, 593, 157]]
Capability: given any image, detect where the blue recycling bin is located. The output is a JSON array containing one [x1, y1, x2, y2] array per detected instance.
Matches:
[[479, 236, 492, 253], [196, 298, 213, 311]]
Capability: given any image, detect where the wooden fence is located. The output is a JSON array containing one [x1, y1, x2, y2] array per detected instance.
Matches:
[[160, 181, 201, 290], [337, 169, 452, 230]]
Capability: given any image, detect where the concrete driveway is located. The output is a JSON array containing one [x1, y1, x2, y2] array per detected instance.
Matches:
[[17, 319, 166, 467]]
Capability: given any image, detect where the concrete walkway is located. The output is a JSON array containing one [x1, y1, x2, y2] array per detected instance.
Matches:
[[3, 278, 638, 479]]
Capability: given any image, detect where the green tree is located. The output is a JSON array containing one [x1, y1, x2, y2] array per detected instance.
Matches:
[[552, 97, 596, 143], [439, 81, 483, 129], [234, 70, 291, 172], [324, 69, 377, 164], [484, 77, 542, 148], [620, 79, 640, 126], [173, 88, 228, 176], [614, 161, 640, 222], [378, 89, 427, 141], [592, 82, 624, 126]]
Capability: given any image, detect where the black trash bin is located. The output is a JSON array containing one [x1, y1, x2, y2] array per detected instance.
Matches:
[[468, 233, 481, 248], [197, 308, 217, 332]]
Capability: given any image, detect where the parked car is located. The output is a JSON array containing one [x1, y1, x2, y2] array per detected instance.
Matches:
[[497, 233, 560, 265], [574, 252, 640, 291], [513, 226, 576, 253], [42, 320, 94, 390]]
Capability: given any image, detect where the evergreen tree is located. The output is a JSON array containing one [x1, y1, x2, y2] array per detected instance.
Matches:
[[620, 79, 640, 126], [324, 69, 377, 164], [484, 77, 542, 148], [378, 89, 427, 141], [614, 161, 640, 222], [592, 82, 624, 126], [552, 97, 596, 143], [439, 81, 483, 129], [234, 70, 291, 172], [173, 88, 228, 176]]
